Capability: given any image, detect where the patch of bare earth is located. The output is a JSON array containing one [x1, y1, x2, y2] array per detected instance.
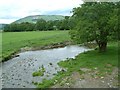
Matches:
[[52, 67, 118, 88]]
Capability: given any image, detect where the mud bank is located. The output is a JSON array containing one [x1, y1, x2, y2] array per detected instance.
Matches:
[[2, 41, 72, 62]]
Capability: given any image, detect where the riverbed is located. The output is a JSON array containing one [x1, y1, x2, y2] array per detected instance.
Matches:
[[1, 45, 91, 88]]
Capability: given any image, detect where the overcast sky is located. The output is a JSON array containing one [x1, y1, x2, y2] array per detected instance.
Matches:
[[0, 0, 83, 24]]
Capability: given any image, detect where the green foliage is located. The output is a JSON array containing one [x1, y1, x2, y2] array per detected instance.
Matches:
[[4, 22, 35, 32], [59, 16, 71, 30], [70, 2, 119, 52], [32, 65, 45, 77], [59, 42, 118, 73], [4, 15, 75, 32], [35, 70, 69, 88], [4, 17, 73, 32], [32, 70, 44, 77], [35, 19, 47, 31]]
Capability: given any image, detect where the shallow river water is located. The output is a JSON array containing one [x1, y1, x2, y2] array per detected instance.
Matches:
[[1, 45, 91, 88]]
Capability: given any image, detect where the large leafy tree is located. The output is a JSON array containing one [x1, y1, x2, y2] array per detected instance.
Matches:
[[35, 19, 47, 31], [70, 2, 119, 52]]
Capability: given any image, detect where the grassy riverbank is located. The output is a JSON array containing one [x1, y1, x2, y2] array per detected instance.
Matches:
[[35, 42, 118, 88], [2, 31, 71, 62]]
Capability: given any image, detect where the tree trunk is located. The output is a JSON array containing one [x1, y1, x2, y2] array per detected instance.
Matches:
[[98, 41, 107, 52], [96, 29, 108, 52]]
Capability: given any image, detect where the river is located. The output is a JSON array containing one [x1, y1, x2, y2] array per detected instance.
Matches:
[[1, 45, 91, 88]]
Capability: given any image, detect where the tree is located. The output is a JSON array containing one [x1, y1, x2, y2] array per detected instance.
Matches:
[[4, 24, 11, 32], [59, 16, 71, 30], [35, 19, 47, 31], [46, 21, 54, 30], [70, 2, 118, 52]]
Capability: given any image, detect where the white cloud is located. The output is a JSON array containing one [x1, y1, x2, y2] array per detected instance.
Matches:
[[0, 0, 83, 24], [0, 19, 16, 24]]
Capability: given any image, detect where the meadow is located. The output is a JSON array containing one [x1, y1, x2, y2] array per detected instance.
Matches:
[[1, 31, 71, 62]]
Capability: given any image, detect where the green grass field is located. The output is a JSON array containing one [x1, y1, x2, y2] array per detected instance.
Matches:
[[1, 31, 71, 62]]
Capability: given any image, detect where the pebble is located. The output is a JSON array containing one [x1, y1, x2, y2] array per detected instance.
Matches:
[[88, 73, 91, 75], [1, 79, 4, 81], [17, 83, 20, 85], [28, 64, 31, 66], [53, 73, 56, 75], [26, 81, 29, 84], [109, 85, 112, 88], [11, 71, 13, 73], [24, 65, 26, 67], [49, 63, 52, 65], [107, 83, 110, 86], [23, 85, 26, 87], [101, 77, 104, 79], [61, 69, 66, 72], [66, 83, 70, 86], [2, 73, 5, 74], [13, 67, 16, 69], [111, 78, 114, 80], [101, 81, 105, 83], [94, 77, 97, 79]]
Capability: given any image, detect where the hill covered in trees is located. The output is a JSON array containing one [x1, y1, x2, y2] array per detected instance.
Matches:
[[13, 15, 65, 23], [4, 15, 75, 32]]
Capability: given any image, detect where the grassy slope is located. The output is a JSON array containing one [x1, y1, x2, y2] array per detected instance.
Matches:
[[36, 42, 118, 88], [14, 15, 65, 23], [59, 42, 118, 73], [2, 31, 70, 62]]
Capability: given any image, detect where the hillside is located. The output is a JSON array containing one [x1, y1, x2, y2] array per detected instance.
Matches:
[[13, 15, 65, 23], [0, 24, 7, 30]]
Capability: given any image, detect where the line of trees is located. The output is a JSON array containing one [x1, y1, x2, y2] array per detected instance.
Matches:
[[4, 16, 75, 32]]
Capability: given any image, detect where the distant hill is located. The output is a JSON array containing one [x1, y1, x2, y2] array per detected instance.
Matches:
[[13, 15, 65, 23], [0, 24, 7, 30]]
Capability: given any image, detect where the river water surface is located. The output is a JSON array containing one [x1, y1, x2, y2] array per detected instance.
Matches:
[[1, 45, 91, 88]]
